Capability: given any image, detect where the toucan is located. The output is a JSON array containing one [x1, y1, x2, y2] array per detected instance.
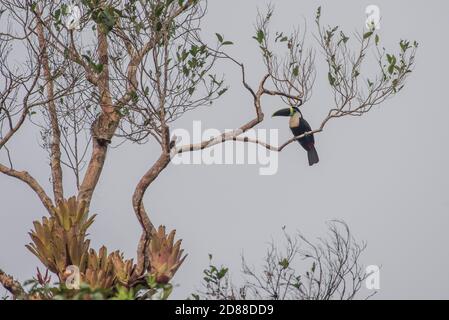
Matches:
[[272, 106, 319, 166]]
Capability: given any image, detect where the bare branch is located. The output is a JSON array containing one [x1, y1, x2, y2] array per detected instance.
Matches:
[[196, 221, 371, 300], [0, 163, 55, 214]]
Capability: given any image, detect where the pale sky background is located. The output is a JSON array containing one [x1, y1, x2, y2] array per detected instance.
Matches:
[[1, 0, 449, 299]]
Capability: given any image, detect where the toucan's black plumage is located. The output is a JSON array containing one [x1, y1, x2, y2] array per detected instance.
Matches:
[[272, 106, 319, 166], [291, 116, 319, 166]]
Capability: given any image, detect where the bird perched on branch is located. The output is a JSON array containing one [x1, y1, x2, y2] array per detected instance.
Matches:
[[272, 106, 319, 166]]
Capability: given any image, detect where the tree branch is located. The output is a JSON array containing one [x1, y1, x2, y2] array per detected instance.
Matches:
[[132, 152, 171, 275], [36, 13, 64, 204], [0, 163, 55, 214], [77, 2, 119, 208]]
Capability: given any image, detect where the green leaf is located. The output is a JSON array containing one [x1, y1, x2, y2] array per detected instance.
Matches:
[[315, 6, 321, 22], [93, 63, 104, 74], [338, 31, 349, 45], [328, 72, 336, 86], [215, 33, 223, 43], [388, 64, 395, 75], [161, 285, 173, 300], [222, 41, 233, 46], [363, 31, 373, 39], [292, 65, 299, 77], [217, 268, 228, 279], [279, 258, 289, 269], [217, 88, 228, 96], [392, 79, 399, 88], [375, 34, 380, 46], [54, 9, 61, 21], [81, 54, 92, 64], [182, 65, 189, 76], [386, 54, 397, 66], [253, 29, 264, 44], [155, 4, 165, 17], [130, 90, 139, 103], [400, 40, 410, 52], [61, 4, 68, 16]]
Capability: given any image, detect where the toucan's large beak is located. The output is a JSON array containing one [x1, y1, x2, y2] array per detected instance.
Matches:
[[272, 108, 291, 117]]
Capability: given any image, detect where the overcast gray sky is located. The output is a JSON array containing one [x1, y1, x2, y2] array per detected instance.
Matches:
[[1, 0, 449, 299]]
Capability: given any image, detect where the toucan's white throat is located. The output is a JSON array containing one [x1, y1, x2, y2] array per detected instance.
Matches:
[[289, 112, 301, 128]]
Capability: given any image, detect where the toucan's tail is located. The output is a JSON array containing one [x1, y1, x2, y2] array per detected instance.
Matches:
[[307, 145, 319, 166]]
